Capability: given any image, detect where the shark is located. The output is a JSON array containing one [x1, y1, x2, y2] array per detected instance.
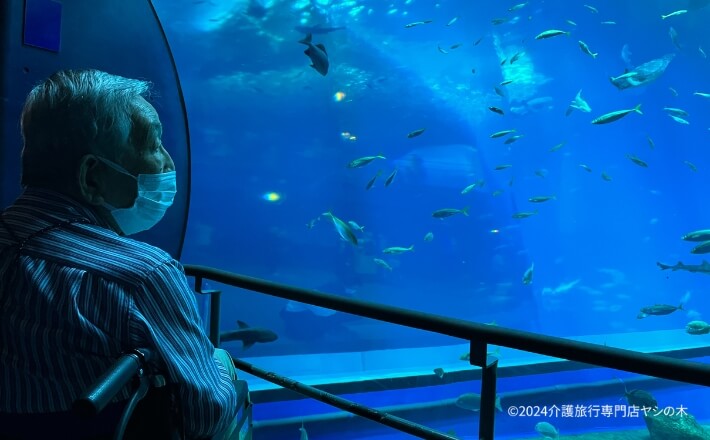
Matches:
[[656, 260, 710, 275], [220, 320, 278, 349]]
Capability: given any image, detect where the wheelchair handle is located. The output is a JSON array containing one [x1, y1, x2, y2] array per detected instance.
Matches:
[[73, 348, 154, 418]]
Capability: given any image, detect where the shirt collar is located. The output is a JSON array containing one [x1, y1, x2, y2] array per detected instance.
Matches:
[[13, 187, 112, 229]]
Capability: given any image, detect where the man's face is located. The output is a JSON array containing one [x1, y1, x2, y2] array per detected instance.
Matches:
[[78, 97, 176, 231]]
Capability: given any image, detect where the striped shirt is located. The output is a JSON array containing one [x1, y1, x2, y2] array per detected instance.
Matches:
[[0, 188, 238, 438]]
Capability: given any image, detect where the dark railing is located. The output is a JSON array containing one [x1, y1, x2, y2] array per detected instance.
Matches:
[[185, 264, 710, 439]]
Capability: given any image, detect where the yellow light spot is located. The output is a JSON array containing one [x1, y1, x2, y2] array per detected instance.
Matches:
[[333, 91, 346, 102], [262, 192, 281, 202]]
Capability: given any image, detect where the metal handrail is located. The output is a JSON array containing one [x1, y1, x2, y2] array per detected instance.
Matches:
[[184, 264, 710, 386], [230, 357, 457, 440]]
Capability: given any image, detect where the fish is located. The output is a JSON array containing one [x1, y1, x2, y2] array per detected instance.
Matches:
[[494, 86, 506, 97], [601, 172, 612, 181], [664, 107, 689, 117], [437, 44, 449, 54], [535, 422, 559, 438], [455, 393, 503, 412], [509, 52, 525, 64], [522, 263, 534, 284], [686, 320, 710, 335], [690, 241, 710, 254], [566, 89, 591, 115], [446, 16, 459, 26], [220, 321, 278, 349], [500, 80, 513, 86], [384, 169, 398, 186], [578, 40, 598, 59], [591, 104, 642, 124], [661, 9, 688, 19], [700, 46, 707, 58], [681, 229, 710, 242], [424, 232, 434, 241], [373, 258, 393, 271], [601, 21, 617, 25], [491, 18, 508, 25], [432, 207, 469, 218], [306, 217, 319, 229], [347, 221, 365, 232], [383, 245, 414, 254], [490, 129, 516, 138], [579, 164, 593, 172], [404, 20, 433, 28], [549, 142, 566, 152], [657, 260, 710, 274], [322, 211, 358, 246], [365, 171, 382, 190], [668, 114, 690, 125], [684, 161, 698, 172], [347, 155, 386, 168], [535, 29, 570, 40], [647, 136, 655, 149], [509, 2, 528, 11], [461, 182, 480, 194], [616, 378, 658, 410], [299, 422, 309, 440], [626, 154, 648, 168], [494, 164, 512, 170], [450, 43, 462, 50], [694, 92, 710, 98], [407, 128, 426, 138], [504, 135, 524, 144], [669, 87, 679, 96], [529, 196, 555, 203], [639, 304, 683, 316], [489, 106, 505, 115], [610, 54, 675, 90], [298, 33, 329, 76], [512, 210, 538, 219], [584, 4, 598, 13], [433, 367, 445, 378], [295, 24, 345, 34]]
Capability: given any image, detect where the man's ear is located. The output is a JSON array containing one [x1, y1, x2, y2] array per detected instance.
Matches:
[[77, 154, 105, 205]]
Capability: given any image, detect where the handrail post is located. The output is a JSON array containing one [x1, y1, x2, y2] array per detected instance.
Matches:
[[469, 340, 498, 440], [192, 275, 222, 347], [479, 355, 498, 440], [208, 290, 222, 347]]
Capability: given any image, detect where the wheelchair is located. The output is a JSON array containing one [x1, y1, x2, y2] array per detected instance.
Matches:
[[0, 348, 252, 440]]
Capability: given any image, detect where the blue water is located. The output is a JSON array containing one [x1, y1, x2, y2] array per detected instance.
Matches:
[[153, 0, 709, 437]]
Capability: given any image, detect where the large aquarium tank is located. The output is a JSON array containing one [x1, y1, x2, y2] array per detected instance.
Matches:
[[151, 0, 709, 438]]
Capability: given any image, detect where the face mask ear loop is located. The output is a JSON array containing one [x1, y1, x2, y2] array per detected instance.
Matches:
[[94, 156, 136, 180]]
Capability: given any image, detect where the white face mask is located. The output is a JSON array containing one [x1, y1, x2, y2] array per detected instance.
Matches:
[[96, 156, 177, 236]]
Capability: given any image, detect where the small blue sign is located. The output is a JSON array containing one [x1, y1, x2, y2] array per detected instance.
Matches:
[[23, 0, 62, 52]]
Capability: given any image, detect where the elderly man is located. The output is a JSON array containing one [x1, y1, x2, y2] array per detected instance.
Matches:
[[0, 70, 238, 439]]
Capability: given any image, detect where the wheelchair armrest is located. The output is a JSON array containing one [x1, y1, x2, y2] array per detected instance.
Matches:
[[73, 348, 154, 418]]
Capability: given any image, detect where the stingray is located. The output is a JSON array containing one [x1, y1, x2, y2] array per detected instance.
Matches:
[[610, 54, 675, 90]]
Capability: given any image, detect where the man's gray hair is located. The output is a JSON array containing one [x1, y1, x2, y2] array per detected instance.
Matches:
[[20, 69, 152, 188]]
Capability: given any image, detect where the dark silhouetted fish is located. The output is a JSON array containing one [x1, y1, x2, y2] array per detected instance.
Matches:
[[220, 320, 278, 349], [295, 24, 345, 34], [298, 33, 329, 76]]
